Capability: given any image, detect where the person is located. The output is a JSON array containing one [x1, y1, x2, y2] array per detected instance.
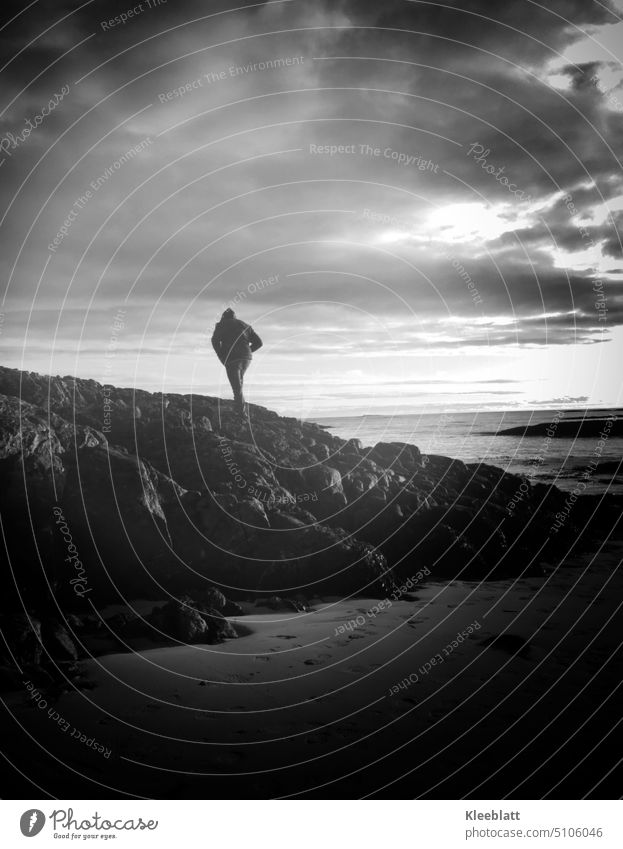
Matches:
[[211, 308, 263, 412]]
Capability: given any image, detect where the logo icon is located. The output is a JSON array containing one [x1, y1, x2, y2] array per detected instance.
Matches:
[[20, 810, 46, 837]]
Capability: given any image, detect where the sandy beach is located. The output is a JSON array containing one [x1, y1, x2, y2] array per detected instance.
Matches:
[[6, 542, 621, 800]]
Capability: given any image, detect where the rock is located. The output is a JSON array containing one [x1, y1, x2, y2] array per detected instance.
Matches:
[[310, 443, 330, 461], [59, 443, 187, 601], [148, 597, 209, 643], [104, 610, 153, 642], [303, 464, 347, 517], [42, 620, 79, 661], [595, 459, 623, 475], [221, 600, 244, 617], [148, 597, 237, 644], [267, 510, 309, 530], [370, 442, 421, 468], [0, 664, 21, 692], [343, 438, 363, 454], [1, 362, 609, 636], [201, 607, 238, 642], [199, 586, 227, 610], [1, 614, 42, 666], [236, 497, 271, 529]]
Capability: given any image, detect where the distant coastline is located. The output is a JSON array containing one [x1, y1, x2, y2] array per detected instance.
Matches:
[[315, 406, 623, 424], [494, 415, 620, 438]]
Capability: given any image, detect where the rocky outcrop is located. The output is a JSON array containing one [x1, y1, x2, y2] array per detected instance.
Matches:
[[1, 364, 619, 679]]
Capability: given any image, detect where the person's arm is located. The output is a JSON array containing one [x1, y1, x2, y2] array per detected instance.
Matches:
[[211, 327, 225, 363], [247, 326, 263, 352]]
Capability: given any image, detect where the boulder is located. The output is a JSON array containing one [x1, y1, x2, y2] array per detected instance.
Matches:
[[1, 613, 42, 666], [303, 465, 347, 517], [60, 445, 181, 599], [345, 438, 363, 454], [200, 607, 238, 642], [370, 442, 421, 469], [148, 597, 236, 643], [41, 620, 79, 661], [221, 600, 244, 617], [310, 443, 330, 461], [198, 585, 228, 611], [148, 598, 209, 643]]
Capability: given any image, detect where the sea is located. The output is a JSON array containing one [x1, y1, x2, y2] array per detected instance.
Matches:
[[315, 408, 623, 495]]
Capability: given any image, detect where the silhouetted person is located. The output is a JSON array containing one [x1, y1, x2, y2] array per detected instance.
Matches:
[[211, 308, 263, 412]]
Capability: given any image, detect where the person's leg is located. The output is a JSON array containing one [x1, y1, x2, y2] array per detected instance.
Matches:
[[225, 359, 250, 410], [238, 359, 250, 403], [225, 361, 243, 407], [235, 359, 250, 412]]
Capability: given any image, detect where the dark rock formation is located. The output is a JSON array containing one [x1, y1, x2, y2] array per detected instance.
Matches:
[[1, 365, 620, 684], [148, 597, 237, 644]]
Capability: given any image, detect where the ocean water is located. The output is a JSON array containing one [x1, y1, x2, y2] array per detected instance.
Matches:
[[315, 408, 623, 495]]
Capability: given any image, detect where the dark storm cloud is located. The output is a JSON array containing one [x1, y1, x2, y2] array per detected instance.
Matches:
[[316, 0, 618, 54], [561, 61, 604, 91]]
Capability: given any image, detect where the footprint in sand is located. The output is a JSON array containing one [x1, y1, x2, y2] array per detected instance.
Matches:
[[303, 653, 332, 665], [306, 731, 332, 744], [480, 634, 532, 659], [211, 751, 246, 766], [428, 708, 451, 721]]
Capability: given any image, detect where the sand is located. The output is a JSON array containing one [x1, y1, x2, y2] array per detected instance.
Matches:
[[5, 544, 622, 799]]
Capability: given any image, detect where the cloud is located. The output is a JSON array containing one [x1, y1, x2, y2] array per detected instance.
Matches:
[[1, 0, 621, 409]]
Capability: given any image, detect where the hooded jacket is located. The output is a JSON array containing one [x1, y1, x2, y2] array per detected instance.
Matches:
[[211, 316, 263, 365]]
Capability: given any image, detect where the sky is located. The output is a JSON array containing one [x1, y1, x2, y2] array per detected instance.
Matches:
[[1, 0, 622, 416]]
